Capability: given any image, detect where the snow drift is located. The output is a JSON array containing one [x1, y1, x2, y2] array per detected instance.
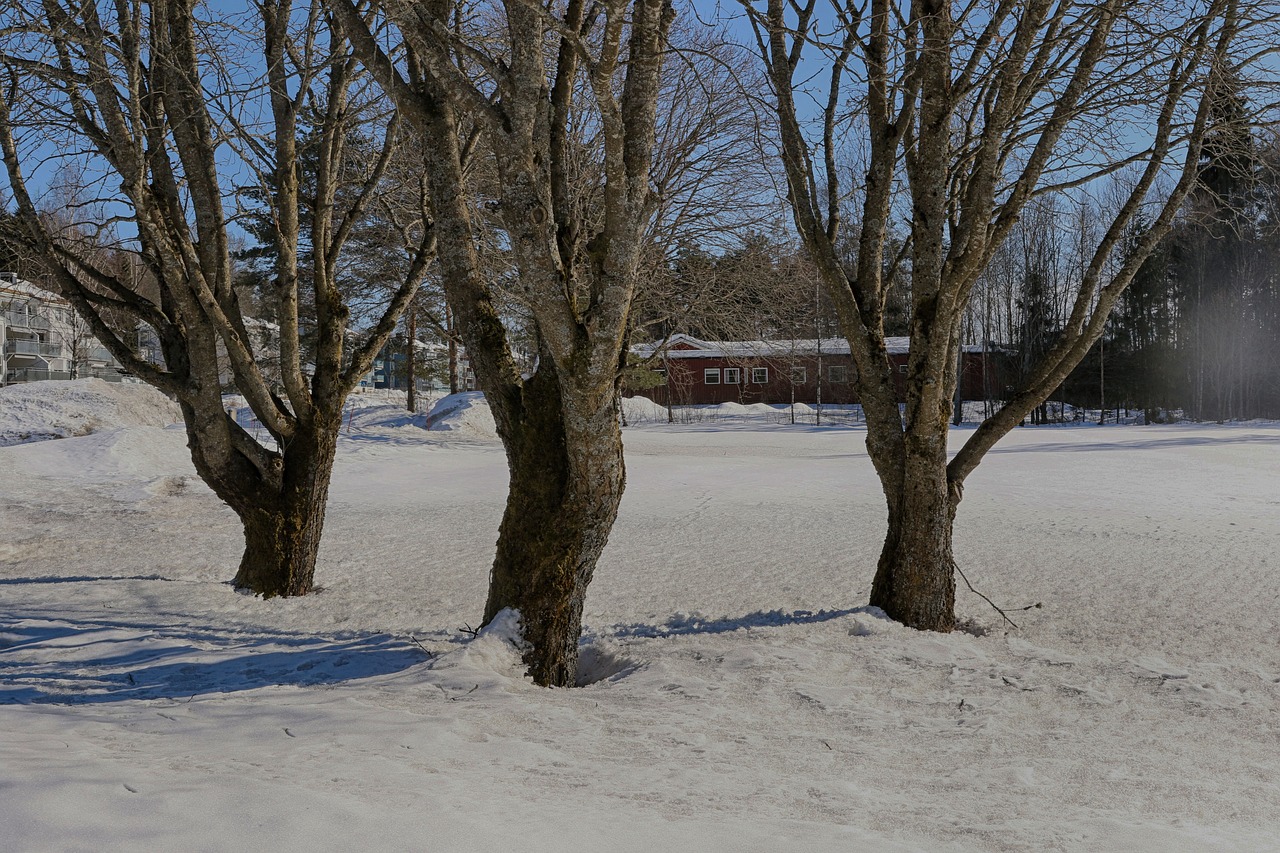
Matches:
[[623, 395, 670, 423], [424, 390, 670, 435], [425, 391, 498, 439], [0, 378, 180, 447]]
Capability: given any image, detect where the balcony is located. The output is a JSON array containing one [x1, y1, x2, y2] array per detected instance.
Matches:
[[4, 339, 63, 357], [2, 310, 51, 330], [78, 367, 126, 382], [5, 368, 73, 383]]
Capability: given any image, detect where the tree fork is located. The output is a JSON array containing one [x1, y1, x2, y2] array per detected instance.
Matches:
[[231, 422, 339, 598]]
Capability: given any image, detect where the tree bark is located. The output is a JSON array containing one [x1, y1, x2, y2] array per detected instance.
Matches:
[[447, 306, 459, 395], [220, 416, 340, 598], [869, 462, 959, 632], [483, 364, 626, 687]]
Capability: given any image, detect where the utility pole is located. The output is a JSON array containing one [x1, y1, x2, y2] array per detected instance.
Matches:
[[1098, 334, 1105, 425], [814, 277, 822, 426], [447, 304, 459, 395], [406, 306, 417, 413]]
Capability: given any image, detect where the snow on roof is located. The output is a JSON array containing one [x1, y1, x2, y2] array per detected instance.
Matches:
[[0, 274, 67, 304], [633, 332, 987, 359]]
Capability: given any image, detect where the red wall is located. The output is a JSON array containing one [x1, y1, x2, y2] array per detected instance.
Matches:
[[633, 351, 996, 407]]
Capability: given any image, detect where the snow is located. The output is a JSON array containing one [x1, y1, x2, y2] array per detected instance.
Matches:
[[2, 383, 1280, 850], [0, 378, 181, 446], [424, 391, 498, 439], [622, 394, 670, 423], [0, 275, 64, 301]]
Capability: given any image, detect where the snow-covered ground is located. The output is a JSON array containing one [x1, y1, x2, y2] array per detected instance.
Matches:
[[2, 384, 1278, 851]]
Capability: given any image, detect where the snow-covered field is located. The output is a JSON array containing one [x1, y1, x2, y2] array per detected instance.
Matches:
[[2, 381, 1279, 851]]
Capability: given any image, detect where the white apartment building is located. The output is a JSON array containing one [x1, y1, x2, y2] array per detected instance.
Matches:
[[0, 272, 126, 386]]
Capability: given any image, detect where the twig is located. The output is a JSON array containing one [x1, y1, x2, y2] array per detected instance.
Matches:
[[407, 634, 436, 658], [955, 565, 1041, 630], [457, 623, 480, 637]]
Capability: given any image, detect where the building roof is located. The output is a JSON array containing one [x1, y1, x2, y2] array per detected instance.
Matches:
[[0, 274, 67, 304], [632, 333, 987, 359]]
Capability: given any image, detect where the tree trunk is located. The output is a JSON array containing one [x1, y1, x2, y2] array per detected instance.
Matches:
[[482, 367, 625, 687], [231, 420, 339, 598], [869, 459, 959, 632]]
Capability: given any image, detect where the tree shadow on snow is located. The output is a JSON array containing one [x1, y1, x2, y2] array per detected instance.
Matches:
[[0, 574, 185, 586], [987, 431, 1278, 455], [0, 615, 434, 706], [598, 607, 867, 640]]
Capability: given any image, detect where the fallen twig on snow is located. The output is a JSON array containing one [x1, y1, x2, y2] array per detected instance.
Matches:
[[955, 565, 1041, 630]]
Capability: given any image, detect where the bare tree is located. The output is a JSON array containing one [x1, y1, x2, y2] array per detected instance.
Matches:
[[628, 22, 785, 348], [743, 0, 1256, 629], [0, 0, 430, 596], [327, 0, 674, 686]]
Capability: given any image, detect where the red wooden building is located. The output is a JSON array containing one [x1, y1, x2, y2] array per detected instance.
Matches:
[[630, 334, 998, 407]]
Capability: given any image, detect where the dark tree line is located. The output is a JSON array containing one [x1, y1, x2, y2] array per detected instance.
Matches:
[[1096, 89, 1280, 422], [985, 74, 1280, 424]]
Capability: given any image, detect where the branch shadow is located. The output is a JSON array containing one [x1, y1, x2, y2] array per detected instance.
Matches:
[[986, 431, 1279, 455], [0, 614, 437, 706], [0, 575, 187, 586]]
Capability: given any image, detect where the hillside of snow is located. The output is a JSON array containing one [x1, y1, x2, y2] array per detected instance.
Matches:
[[0, 378, 180, 446], [1, 383, 1278, 850]]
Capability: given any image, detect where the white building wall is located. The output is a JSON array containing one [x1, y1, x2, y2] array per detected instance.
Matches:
[[0, 273, 124, 385]]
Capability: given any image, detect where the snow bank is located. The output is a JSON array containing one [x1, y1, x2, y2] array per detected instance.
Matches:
[[425, 608, 533, 692], [623, 395, 669, 424], [345, 388, 410, 409], [705, 401, 796, 419], [425, 391, 498, 439], [343, 403, 431, 436], [423, 391, 671, 431], [711, 401, 753, 417], [0, 379, 180, 446]]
